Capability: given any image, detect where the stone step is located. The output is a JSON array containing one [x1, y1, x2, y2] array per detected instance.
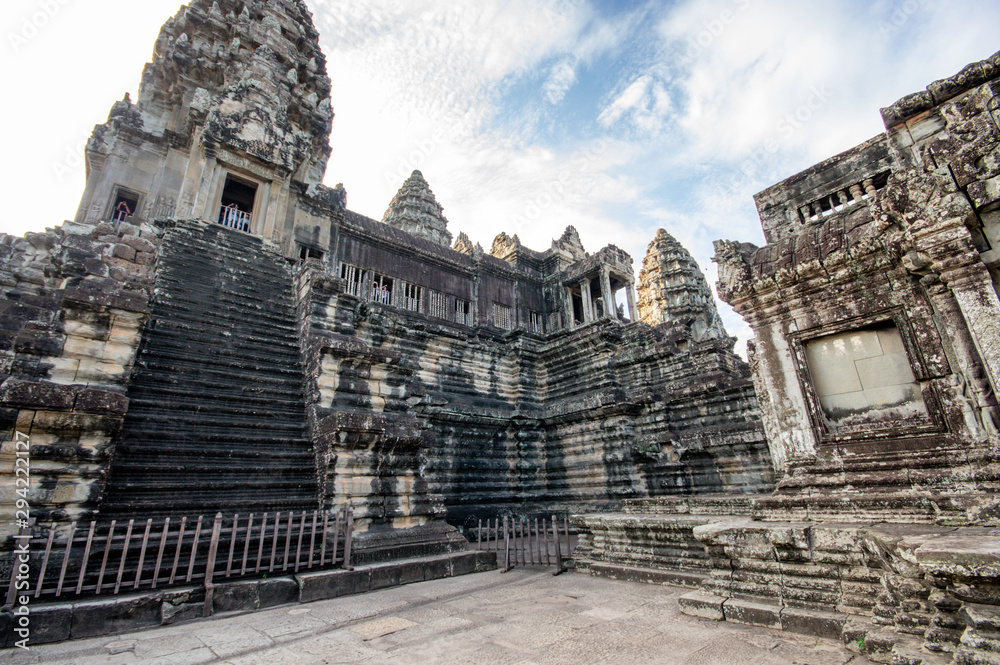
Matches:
[[108, 445, 315, 465], [136, 331, 302, 365], [125, 385, 307, 411], [154, 269, 297, 301], [119, 423, 310, 444], [132, 355, 306, 384], [126, 387, 306, 411], [118, 410, 308, 435], [127, 396, 307, 419], [102, 221, 317, 517], [126, 374, 305, 400], [149, 305, 299, 338]]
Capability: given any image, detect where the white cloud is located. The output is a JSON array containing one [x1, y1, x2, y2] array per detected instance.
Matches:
[[544, 58, 578, 104], [598, 75, 671, 134], [5, 0, 1000, 360]]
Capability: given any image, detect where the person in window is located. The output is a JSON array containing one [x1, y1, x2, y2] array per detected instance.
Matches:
[[381, 286, 390, 303], [372, 282, 380, 302], [114, 200, 132, 222]]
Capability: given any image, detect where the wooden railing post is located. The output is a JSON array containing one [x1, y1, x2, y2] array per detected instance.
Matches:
[[503, 516, 511, 573], [203, 513, 223, 618], [343, 506, 354, 571], [552, 516, 564, 576]]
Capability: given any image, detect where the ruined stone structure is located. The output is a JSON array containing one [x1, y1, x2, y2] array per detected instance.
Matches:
[[0, 0, 769, 594], [576, 52, 1000, 665], [3, 0, 998, 659]]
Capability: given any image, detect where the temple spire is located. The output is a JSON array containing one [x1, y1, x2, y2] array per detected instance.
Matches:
[[637, 229, 728, 342], [382, 170, 453, 247]]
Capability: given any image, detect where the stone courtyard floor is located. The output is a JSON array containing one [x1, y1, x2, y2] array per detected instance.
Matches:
[[9, 569, 865, 665]]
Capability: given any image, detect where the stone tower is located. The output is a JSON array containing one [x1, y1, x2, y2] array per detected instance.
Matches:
[[382, 170, 453, 247], [74, 0, 343, 249], [637, 229, 728, 341]]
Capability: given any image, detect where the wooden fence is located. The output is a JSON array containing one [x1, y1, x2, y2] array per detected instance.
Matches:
[[470, 516, 575, 574], [4, 507, 354, 610]]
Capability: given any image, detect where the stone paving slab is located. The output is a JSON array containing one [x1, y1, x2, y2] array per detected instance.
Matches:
[[7, 570, 867, 665]]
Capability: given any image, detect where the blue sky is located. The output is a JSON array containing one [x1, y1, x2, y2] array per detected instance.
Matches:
[[4, 0, 999, 353]]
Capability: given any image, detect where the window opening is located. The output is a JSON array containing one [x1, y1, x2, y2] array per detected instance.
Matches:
[[455, 299, 471, 326], [396, 282, 422, 312], [111, 189, 139, 225], [494, 303, 513, 331], [299, 245, 325, 261], [429, 290, 449, 320], [340, 263, 367, 298], [529, 311, 543, 333], [217, 174, 257, 233], [571, 291, 583, 325], [370, 273, 394, 305]]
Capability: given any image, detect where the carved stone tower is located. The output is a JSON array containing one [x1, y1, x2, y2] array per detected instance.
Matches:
[[74, 0, 342, 252], [637, 229, 727, 341], [382, 170, 453, 247]]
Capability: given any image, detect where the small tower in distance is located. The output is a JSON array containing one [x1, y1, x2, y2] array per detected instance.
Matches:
[[382, 170, 453, 247], [637, 229, 728, 342]]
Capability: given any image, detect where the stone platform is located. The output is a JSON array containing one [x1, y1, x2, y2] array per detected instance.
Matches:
[[9, 569, 861, 665], [1, 550, 495, 648], [573, 494, 1000, 664]]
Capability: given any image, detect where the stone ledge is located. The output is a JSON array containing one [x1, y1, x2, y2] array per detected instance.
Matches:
[[584, 562, 707, 589], [779, 606, 846, 641], [0, 550, 497, 647], [678, 591, 726, 621]]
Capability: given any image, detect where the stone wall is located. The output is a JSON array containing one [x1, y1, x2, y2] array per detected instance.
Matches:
[[0, 219, 159, 539], [713, 53, 1000, 496], [296, 228, 773, 532]]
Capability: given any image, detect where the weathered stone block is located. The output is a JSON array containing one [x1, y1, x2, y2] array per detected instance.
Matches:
[[678, 591, 726, 621], [780, 606, 845, 640], [397, 560, 427, 586], [25, 605, 73, 645], [13, 330, 65, 357], [71, 595, 161, 639], [211, 580, 259, 614], [723, 598, 783, 629], [370, 564, 401, 590], [258, 578, 299, 608], [74, 388, 128, 415], [112, 244, 136, 261], [297, 569, 371, 603], [0, 379, 75, 409], [122, 236, 156, 253]]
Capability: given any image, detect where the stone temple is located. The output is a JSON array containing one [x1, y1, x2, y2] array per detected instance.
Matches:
[[0, 1, 997, 662]]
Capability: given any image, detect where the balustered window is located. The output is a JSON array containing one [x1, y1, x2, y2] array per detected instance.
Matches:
[[393, 281, 421, 312], [429, 290, 449, 319], [493, 303, 513, 331], [340, 263, 368, 298], [455, 299, 471, 326]]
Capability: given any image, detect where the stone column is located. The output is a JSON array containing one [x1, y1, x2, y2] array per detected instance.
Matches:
[[924, 276, 998, 439], [626, 283, 638, 322], [600, 267, 614, 320], [580, 279, 593, 323], [564, 286, 575, 328], [941, 263, 1000, 400]]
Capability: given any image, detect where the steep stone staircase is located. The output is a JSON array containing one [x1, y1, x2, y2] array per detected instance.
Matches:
[[100, 221, 318, 517]]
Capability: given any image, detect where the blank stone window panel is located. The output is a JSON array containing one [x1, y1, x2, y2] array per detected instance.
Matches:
[[804, 323, 930, 434]]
